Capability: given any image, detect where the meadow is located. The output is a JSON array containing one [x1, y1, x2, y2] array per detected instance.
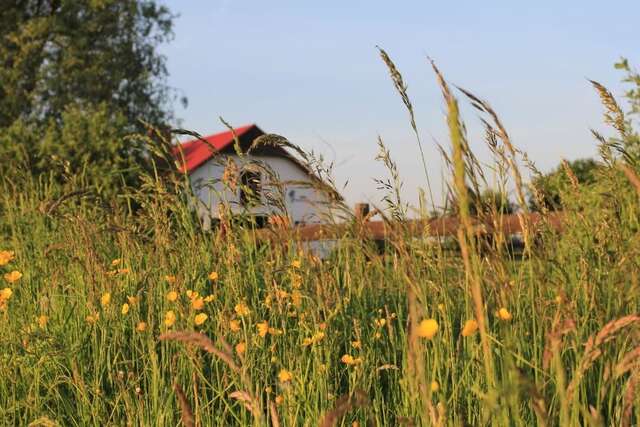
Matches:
[[1, 57, 640, 426]]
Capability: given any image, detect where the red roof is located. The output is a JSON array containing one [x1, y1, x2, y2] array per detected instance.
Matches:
[[173, 124, 259, 173]]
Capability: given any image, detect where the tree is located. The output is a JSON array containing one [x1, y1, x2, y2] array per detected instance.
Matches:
[[529, 158, 600, 211], [0, 1, 180, 193]]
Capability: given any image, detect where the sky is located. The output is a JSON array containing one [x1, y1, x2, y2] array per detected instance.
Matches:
[[160, 0, 640, 211]]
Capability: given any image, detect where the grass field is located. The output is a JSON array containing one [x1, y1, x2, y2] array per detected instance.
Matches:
[[1, 59, 640, 426]]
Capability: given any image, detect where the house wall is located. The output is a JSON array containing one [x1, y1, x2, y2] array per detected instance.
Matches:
[[189, 154, 332, 226]]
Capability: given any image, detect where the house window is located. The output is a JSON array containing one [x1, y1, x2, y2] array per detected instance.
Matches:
[[239, 169, 261, 206]]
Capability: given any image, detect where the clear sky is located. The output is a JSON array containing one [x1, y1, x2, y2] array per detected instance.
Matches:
[[160, 0, 640, 211]]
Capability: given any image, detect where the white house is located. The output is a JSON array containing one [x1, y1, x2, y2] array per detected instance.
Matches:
[[173, 124, 342, 227]]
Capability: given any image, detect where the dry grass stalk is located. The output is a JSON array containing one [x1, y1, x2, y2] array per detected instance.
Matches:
[[173, 383, 195, 427], [619, 163, 640, 197], [614, 346, 640, 378], [318, 390, 369, 427], [567, 315, 640, 400], [431, 58, 494, 388], [229, 390, 261, 417], [621, 371, 639, 427], [159, 331, 240, 373], [589, 80, 627, 137], [269, 400, 281, 427], [561, 159, 580, 190]]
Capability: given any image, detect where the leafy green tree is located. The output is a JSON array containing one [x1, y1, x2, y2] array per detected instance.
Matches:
[[529, 158, 600, 211], [0, 0, 179, 194]]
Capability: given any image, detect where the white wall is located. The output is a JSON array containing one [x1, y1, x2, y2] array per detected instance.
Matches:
[[189, 154, 333, 226]]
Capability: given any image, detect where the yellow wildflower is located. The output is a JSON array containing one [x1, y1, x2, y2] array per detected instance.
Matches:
[[117, 268, 130, 275], [166, 290, 178, 302], [431, 381, 439, 392], [185, 290, 195, 299], [291, 273, 302, 289], [0, 287, 12, 300], [235, 341, 246, 355], [165, 275, 177, 284], [229, 319, 241, 332], [351, 340, 361, 349], [111, 258, 122, 266], [319, 322, 327, 330], [278, 369, 292, 383], [121, 303, 130, 315], [194, 313, 208, 326], [341, 354, 363, 365], [37, 315, 48, 328], [208, 271, 219, 281], [416, 319, 438, 339], [164, 310, 176, 327], [275, 395, 284, 405], [100, 292, 111, 307], [86, 313, 99, 324], [291, 259, 301, 269], [302, 331, 325, 347], [374, 318, 386, 328], [203, 295, 215, 303], [136, 321, 147, 332], [234, 302, 250, 317], [291, 290, 302, 308], [4, 270, 22, 283], [257, 321, 269, 338], [191, 297, 204, 310], [497, 308, 512, 321], [461, 319, 478, 337], [0, 250, 15, 266]]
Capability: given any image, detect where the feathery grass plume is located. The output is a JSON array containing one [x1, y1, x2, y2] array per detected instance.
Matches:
[[590, 80, 628, 138], [229, 390, 261, 418], [430, 58, 495, 389], [374, 135, 407, 221], [318, 390, 369, 427], [377, 46, 435, 211], [561, 159, 580, 190], [159, 331, 240, 373], [173, 383, 195, 427], [220, 116, 244, 157], [566, 315, 640, 401], [613, 346, 640, 379]]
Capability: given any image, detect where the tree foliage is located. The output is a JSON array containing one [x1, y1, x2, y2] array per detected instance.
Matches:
[[0, 0, 178, 195]]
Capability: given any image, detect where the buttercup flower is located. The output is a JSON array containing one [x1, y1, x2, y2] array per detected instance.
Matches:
[[0, 287, 12, 300], [121, 303, 130, 315], [208, 271, 219, 281], [194, 313, 208, 326], [164, 310, 176, 327], [229, 319, 241, 332], [235, 341, 246, 355], [497, 308, 512, 321], [257, 321, 269, 338], [234, 303, 250, 317], [0, 250, 15, 266], [166, 290, 178, 302], [4, 270, 22, 284], [203, 295, 215, 303], [416, 319, 438, 339], [191, 297, 204, 310], [275, 395, 284, 405], [461, 319, 478, 337], [86, 313, 99, 324], [278, 369, 292, 383], [100, 293, 111, 307], [341, 354, 363, 365], [431, 381, 439, 392], [37, 315, 48, 328], [290, 259, 301, 269], [165, 275, 177, 284], [136, 321, 147, 332]]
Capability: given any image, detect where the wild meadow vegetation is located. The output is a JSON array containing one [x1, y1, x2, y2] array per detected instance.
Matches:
[[3, 3, 640, 426], [2, 49, 640, 426]]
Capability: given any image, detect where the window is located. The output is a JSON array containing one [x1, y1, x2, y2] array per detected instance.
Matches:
[[239, 169, 261, 206]]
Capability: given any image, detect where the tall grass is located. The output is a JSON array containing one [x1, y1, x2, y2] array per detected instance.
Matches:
[[1, 54, 640, 426]]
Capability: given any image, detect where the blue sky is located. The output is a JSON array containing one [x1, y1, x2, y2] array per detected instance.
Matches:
[[160, 1, 640, 210]]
